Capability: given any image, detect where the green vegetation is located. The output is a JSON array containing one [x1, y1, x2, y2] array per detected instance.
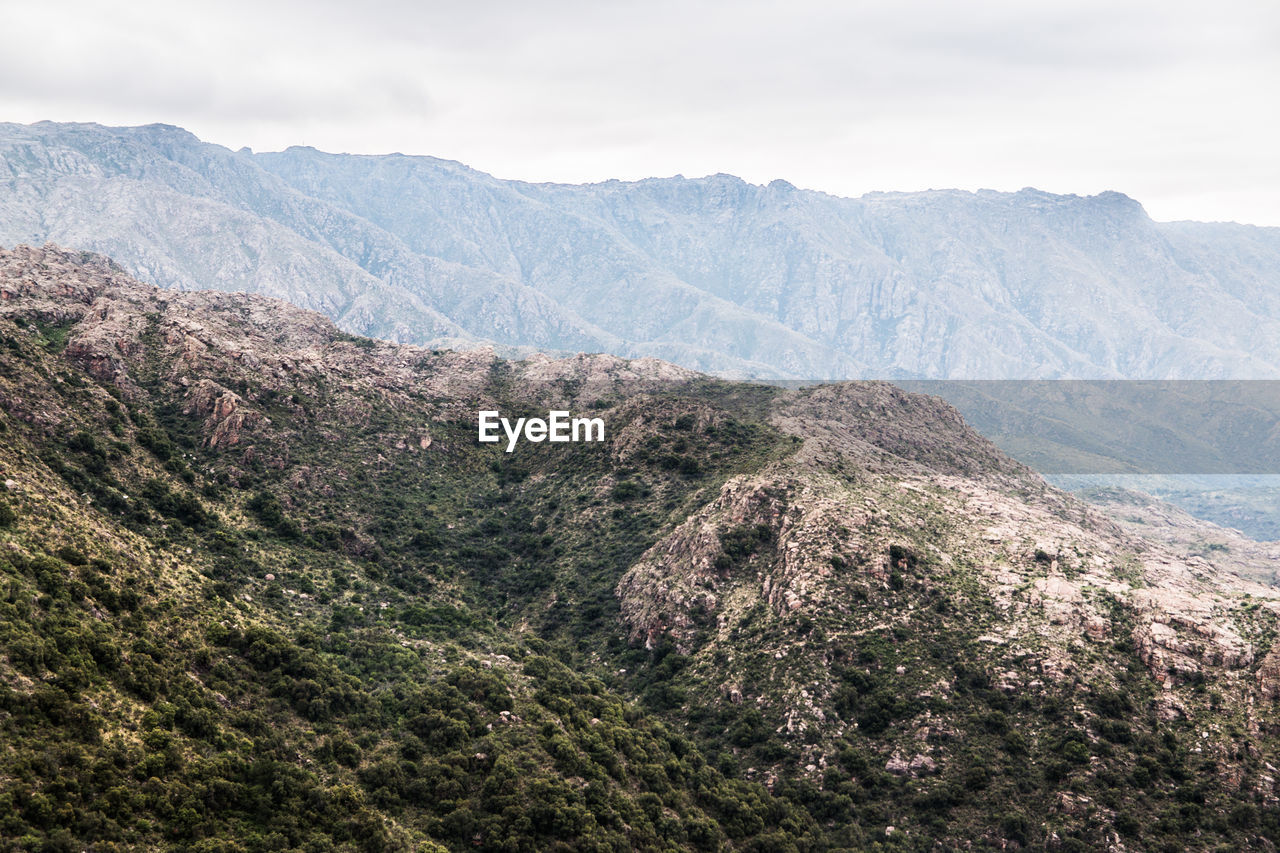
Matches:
[[0, 320, 817, 851], [1, 303, 1279, 853]]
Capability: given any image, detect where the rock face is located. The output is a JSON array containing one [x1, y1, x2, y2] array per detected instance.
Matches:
[[183, 380, 261, 448], [1259, 648, 1280, 699], [612, 368, 1280, 768], [5, 121, 1280, 379], [617, 387, 1280, 686]]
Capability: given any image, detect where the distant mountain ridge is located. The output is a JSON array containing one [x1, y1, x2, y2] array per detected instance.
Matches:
[[4, 120, 1280, 378]]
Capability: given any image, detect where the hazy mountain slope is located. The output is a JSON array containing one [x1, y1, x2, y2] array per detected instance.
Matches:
[[892, 380, 1280, 542], [6, 245, 1280, 850], [6, 121, 1280, 379], [897, 381, 1280, 477], [252, 147, 858, 376], [254, 146, 1280, 378], [0, 122, 636, 358], [1159, 220, 1280, 318], [1073, 484, 1280, 585]]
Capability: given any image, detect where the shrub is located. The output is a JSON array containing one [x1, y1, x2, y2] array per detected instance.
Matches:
[[1001, 813, 1031, 844], [136, 426, 174, 460], [888, 543, 917, 569], [610, 480, 643, 502]]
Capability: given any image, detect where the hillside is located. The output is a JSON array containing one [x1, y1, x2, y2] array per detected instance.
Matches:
[[3, 245, 1280, 851], [6, 122, 1280, 378], [891, 381, 1280, 543]]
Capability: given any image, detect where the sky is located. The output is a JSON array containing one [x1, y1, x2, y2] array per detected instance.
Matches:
[[2, 0, 1278, 225]]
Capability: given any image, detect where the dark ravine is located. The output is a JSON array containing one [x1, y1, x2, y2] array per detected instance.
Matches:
[[6, 121, 1280, 379], [4, 244, 1280, 850]]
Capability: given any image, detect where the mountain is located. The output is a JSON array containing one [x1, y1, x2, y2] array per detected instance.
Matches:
[[5, 121, 1280, 379], [1072, 484, 1280, 586], [896, 381, 1280, 477], [891, 381, 1280, 542], [5, 244, 1280, 850]]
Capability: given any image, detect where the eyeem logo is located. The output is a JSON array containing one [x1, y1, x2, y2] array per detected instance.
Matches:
[[478, 410, 606, 452]]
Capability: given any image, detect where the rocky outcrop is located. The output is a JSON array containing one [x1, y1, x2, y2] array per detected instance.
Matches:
[[616, 475, 788, 650], [0, 243, 718, 439], [182, 380, 263, 448], [886, 751, 937, 777], [1259, 648, 1280, 700], [1132, 608, 1255, 683], [616, 371, 1280, 727]]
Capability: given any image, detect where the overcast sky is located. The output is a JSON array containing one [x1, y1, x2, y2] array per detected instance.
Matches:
[[3, 0, 1278, 224]]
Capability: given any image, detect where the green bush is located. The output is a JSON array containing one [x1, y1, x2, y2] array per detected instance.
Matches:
[[610, 480, 643, 501]]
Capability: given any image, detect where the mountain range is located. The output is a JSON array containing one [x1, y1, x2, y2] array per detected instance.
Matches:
[[4, 244, 1280, 850], [5, 121, 1280, 379]]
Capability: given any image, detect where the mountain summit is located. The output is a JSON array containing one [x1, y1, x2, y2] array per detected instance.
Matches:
[[4, 122, 1280, 378]]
